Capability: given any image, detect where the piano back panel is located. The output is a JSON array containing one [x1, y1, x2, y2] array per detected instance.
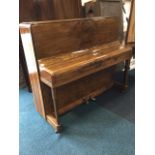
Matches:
[[30, 17, 119, 59]]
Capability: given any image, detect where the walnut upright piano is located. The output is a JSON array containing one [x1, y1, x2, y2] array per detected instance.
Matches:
[[20, 17, 132, 133]]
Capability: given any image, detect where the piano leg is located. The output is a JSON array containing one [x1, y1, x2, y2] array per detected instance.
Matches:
[[123, 59, 130, 90], [114, 59, 131, 92], [51, 88, 62, 133]]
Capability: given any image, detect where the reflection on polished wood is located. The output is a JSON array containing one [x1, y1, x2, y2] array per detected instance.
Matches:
[[20, 17, 132, 133], [39, 41, 131, 88]]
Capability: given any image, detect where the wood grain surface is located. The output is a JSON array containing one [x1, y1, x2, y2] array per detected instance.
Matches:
[[38, 41, 132, 87], [30, 17, 119, 59]]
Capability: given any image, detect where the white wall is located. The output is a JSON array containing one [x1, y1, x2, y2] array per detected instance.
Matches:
[[81, 0, 96, 6]]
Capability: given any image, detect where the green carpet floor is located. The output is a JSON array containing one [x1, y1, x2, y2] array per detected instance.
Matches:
[[19, 70, 135, 155]]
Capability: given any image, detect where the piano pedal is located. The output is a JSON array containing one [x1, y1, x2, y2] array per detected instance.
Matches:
[[90, 97, 96, 102], [83, 97, 89, 104], [83, 97, 96, 104]]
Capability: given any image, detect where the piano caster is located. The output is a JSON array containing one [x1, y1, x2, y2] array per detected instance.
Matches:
[[114, 81, 128, 93], [83, 97, 96, 104], [121, 85, 128, 92], [55, 125, 63, 133]]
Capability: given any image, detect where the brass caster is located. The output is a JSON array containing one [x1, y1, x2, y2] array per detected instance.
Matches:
[[55, 125, 63, 134]]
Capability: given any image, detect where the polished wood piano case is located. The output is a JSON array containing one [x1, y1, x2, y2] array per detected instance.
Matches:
[[20, 17, 132, 133]]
